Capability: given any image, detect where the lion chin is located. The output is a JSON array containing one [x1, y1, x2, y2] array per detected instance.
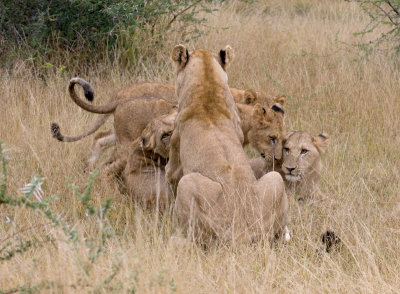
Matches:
[[285, 174, 302, 182]]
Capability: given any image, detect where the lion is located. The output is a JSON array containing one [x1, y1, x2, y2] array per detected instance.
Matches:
[[50, 78, 178, 169], [166, 44, 289, 244], [122, 110, 177, 210], [249, 130, 330, 201], [50, 78, 177, 157], [281, 130, 330, 201], [51, 78, 285, 169], [237, 95, 286, 161]]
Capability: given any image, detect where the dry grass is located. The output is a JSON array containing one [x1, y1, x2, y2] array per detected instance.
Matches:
[[1, 0, 400, 292]]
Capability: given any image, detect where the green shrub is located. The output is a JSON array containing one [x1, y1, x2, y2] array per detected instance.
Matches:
[[353, 0, 400, 56], [0, 0, 221, 68]]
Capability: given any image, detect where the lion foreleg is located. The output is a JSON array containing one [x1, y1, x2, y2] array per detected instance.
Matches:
[[165, 130, 182, 190], [254, 171, 289, 242]]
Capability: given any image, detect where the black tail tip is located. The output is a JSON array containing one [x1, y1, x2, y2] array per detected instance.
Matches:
[[321, 230, 341, 253], [84, 89, 94, 101], [50, 122, 64, 141], [83, 84, 94, 101]]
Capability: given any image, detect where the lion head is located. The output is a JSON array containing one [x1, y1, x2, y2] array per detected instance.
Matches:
[[140, 110, 177, 159], [281, 131, 330, 183], [246, 95, 286, 161], [171, 44, 235, 105]]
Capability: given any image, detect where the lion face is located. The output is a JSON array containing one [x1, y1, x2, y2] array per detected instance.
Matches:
[[247, 99, 286, 161], [282, 131, 330, 182], [140, 110, 177, 159]]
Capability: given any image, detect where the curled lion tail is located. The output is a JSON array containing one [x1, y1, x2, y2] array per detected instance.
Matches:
[[68, 77, 117, 114], [70, 77, 94, 101]]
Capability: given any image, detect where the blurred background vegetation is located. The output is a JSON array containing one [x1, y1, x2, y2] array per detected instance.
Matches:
[[0, 0, 227, 72], [1, 0, 400, 72]]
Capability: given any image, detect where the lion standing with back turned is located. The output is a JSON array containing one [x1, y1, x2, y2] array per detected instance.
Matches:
[[166, 45, 289, 244]]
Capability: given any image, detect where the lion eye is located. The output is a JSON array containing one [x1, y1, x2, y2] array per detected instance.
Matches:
[[269, 136, 277, 144], [283, 147, 290, 153], [300, 149, 309, 155], [161, 132, 171, 140]]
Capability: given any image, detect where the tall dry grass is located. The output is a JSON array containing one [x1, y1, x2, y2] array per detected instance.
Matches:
[[1, 0, 400, 292]]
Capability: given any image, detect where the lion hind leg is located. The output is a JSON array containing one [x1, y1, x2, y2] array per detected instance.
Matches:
[[86, 130, 116, 169], [175, 173, 224, 243]]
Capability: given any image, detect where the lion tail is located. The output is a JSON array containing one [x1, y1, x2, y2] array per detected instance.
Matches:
[[68, 77, 120, 114], [50, 114, 111, 142]]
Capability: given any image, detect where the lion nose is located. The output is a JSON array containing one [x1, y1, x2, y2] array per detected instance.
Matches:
[[286, 167, 296, 173]]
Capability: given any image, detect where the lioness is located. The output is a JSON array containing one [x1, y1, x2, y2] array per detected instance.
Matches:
[[281, 131, 330, 200], [51, 79, 286, 169], [166, 44, 289, 243], [250, 130, 330, 201], [123, 110, 177, 210]]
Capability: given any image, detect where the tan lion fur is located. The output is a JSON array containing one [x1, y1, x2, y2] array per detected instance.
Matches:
[[100, 98, 176, 177], [51, 80, 177, 145], [166, 45, 289, 244], [230, 88, 275, 105], [122, 110, 177, 210], [88, 99, 285, 170]]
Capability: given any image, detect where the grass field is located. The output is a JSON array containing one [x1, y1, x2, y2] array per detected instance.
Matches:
[[1, 0, 400, 292]]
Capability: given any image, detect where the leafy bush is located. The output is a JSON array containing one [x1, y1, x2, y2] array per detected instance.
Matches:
[[0, 0, 220, 68]]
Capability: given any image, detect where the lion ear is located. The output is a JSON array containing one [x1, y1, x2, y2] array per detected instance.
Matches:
[[244, 89, 257, 105], [284, 130, 297, 141], [272, 95, 286, 106], [171, 44, 189, 70], [219, 45, 234, 70], [312, 133, 330, 153], [271, 103, 285, 116]]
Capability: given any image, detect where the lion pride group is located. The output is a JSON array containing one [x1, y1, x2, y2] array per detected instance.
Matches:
[[52, 45, 331, 245]]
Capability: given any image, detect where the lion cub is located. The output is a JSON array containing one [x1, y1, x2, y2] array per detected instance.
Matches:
[[281, 131, 330, 200], [123, 110, 177, 210], [250, 131, 330, 201]]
